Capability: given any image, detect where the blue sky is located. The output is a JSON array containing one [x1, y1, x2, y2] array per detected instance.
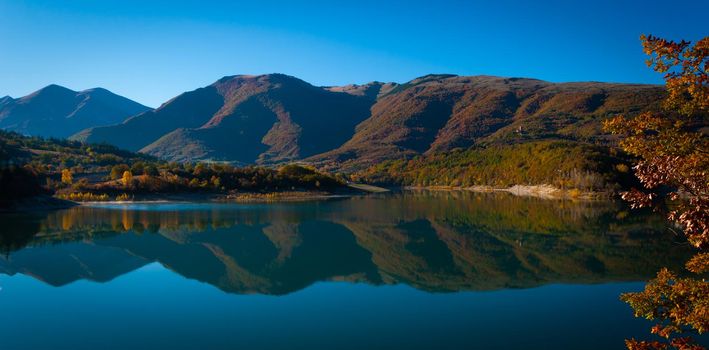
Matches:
[[1, 0, 707, 107]]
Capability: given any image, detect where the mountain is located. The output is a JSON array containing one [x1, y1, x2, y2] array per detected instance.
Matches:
[[0, 85, 151, 138], [73, 74, 375, 164], [71, 73, 666, 169], [309, 75, 665, 171], [0, 241, 148, 286], [0, 96, 13, 107]]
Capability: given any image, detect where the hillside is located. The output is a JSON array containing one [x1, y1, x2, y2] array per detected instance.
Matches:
[[357, 140, 637, 192], [71, 74, 666, 172], [309, 75, 665, 171], [0, 129, 154, 206], [0, 130, 348, 206], [73, 74, 375, 164], [0, 85, 150, 138]]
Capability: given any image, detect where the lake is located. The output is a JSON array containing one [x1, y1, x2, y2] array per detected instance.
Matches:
[[0, 191, 692, 349]]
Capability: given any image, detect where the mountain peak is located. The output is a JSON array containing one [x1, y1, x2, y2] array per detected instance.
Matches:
[[209, 74, 313, 99], [0, 84, 151, 138], [81, 87, 111, 95], [215, 74, 256, 84], [214, 73, 303, 85], [326, 81, 399, 99], [26, 84, 76, 100], [40, 84, 74, 93], [404, 74, 458, 86]]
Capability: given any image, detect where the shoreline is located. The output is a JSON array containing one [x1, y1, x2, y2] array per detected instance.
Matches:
[[69, 190, 359, 205], [3, 184, 612, 211], [403, 184, 612, 200], [0, 195, 78, 212], [60, 183, 387, 205]]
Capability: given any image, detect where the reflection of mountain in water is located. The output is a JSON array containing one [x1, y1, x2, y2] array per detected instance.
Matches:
[[0, 192, 691, 295]]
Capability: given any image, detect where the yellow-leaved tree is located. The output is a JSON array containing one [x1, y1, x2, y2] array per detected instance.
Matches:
[[121, 170, 133, 187], [61, 169, 73, 185]]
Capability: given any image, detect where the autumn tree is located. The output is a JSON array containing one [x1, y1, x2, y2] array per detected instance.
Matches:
[[604, 34, 708, 350], [61, 169, 73, 185], [210, 175, 221, 189], [121, 170, 133, 187], [110, 164, 130, 180]]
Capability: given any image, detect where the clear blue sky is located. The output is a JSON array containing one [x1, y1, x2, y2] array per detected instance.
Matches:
[[1, 0, 707, 107]]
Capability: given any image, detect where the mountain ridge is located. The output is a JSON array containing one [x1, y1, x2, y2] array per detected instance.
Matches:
[[68, 73, 667, 169], [309, 76, 665, 171], [0, 84, 151, 138], [73, 74, 376, 164]]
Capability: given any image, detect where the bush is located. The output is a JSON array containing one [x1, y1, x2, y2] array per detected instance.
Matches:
[[58, 192, 110, 202]]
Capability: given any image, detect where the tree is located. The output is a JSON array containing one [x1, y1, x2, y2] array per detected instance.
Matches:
[[121, 170, 133, 187], [193, 163, 207, 177], [61, 169, 73, 185], [210, 175, 221, 189], [144, 165, 159, 177], [604, 35, 708, 350], [130, 161, 145, 175], [110, 164, 130, 180]]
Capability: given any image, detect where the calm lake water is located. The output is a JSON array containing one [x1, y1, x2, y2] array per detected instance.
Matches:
[[0, 191, 693, 349]]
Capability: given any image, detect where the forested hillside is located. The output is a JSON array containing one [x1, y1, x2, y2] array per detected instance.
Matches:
[[356, 140, 637, 192], [0, 130, 346, 205]]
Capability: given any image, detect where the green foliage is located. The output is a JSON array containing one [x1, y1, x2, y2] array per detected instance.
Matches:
[[0, 130, 347, 201], [360, 140, 634, 191], [0, 130, 154, 172], [90, 163, 343, 195]]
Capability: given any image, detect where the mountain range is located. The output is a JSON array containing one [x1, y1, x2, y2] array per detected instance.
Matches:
[[2, 74, 666, 170], [73, 74, 377, 164], [0, 85, 150, 138]]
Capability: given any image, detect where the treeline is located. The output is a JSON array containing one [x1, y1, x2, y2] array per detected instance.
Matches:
[[0, 130, 153, 171], [74, 163, 344, 197], [1, 130, 346, 201], [356, 140, 637, 191], [1, 133, 49, 201]]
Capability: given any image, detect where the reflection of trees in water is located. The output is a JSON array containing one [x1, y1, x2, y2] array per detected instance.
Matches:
[[19, 192, 661, 241], [35, 205, 325, 239], [0, 214, 43, 256], [0, 192, 693, 294]]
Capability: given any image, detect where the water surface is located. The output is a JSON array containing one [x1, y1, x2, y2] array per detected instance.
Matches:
[[0, 191, 691, 349]]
